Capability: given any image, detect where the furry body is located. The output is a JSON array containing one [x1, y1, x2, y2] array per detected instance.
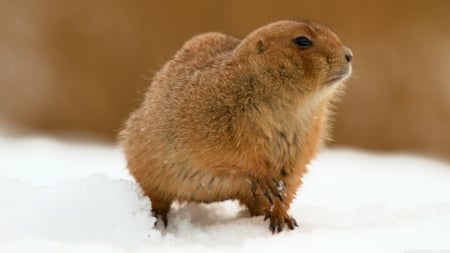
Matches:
[[120, 20, 352, 232]]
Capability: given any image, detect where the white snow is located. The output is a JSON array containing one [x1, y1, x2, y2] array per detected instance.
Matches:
[[1, 134, 450, 253]]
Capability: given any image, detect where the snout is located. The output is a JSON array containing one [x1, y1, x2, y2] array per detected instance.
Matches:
[[324, 46, 353, 85]]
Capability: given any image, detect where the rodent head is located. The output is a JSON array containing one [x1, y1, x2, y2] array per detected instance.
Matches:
[[235, 20, 352, 94]]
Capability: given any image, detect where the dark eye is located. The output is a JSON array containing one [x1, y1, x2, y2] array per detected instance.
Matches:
[[292, 36, 313, 48]]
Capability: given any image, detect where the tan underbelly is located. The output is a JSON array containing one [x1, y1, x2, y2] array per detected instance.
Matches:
[[161, 167, 249, 202]]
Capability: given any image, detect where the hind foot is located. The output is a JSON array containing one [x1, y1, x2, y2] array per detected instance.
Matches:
[[149, 196, 172, 228]]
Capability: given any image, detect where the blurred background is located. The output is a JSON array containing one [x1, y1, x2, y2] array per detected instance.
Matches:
[[0, 0, 449, 160]]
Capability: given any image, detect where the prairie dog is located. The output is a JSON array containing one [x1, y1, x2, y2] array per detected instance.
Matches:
[[119, 20, 352, 233]]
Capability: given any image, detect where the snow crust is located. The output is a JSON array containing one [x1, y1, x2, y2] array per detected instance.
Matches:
[[1, 135, 449, 252]]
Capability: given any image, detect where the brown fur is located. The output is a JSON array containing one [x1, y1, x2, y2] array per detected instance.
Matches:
[[119, 20, 352, 233]]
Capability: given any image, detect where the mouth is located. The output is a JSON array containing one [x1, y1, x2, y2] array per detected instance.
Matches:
[[325, 65, 352, 85]]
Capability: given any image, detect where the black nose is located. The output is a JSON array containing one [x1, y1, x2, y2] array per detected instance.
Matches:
[[345, 53, 353, 62], [344, 47, 353, 62]]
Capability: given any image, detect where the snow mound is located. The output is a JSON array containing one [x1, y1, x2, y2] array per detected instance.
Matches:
[[1, 135, 450, 252]]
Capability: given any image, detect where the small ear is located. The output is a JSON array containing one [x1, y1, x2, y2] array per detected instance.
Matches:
[[257, 40, 266, 54]]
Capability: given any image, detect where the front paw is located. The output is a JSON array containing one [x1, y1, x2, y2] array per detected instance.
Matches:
[[264, 207, 298, 233]]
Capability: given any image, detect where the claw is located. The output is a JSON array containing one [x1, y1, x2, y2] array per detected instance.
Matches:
[[265, 211, 299, 234], [270, 224, 276, 234], [248, 174, 284, 205], [265, 179, 283, 202], [277, 225, 283, 233], [286, 217, 298, 230], [287, 223, 294, 230], [269, 223, 283, 234], [152, 210, 169, 228], [287, 220, 294, 230], [250, 180, 257, 197], [162, 214, 168, 228], [263, 190, 273, 204]]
